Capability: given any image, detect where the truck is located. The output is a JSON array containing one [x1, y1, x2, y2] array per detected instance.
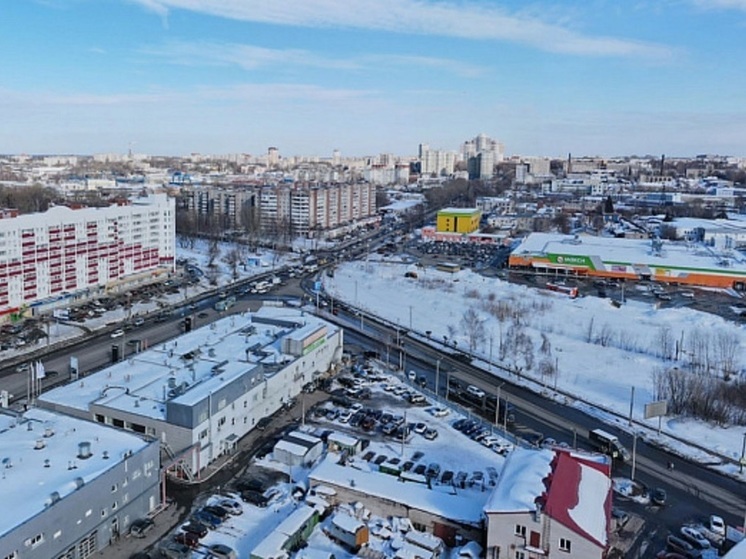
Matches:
[[325, 513, 369, 551], [588, 428, 630, 462], [214, 296, 236, 312]]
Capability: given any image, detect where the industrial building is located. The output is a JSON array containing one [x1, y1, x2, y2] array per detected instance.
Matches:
[[509, 232, 746, 289], [0, 193, 175, 320], [0, 407, 160, 559], [39, 306, 343, 479]]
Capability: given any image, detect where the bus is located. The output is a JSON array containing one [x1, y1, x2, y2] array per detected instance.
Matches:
[[546, 282, 579, 299], [588, 428, 630, 462]]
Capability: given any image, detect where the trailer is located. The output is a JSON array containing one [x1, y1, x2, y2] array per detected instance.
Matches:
[[326, 513, 369, 551]]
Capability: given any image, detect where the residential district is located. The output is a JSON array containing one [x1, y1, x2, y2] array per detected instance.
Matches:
[[1, 137, 746, 559]]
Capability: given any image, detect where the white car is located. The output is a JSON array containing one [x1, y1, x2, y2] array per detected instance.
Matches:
[[709, 515, 725, 536], [110, 329, 124, 338], [680, 526, 710, 549], [429, 406, 450, 418], [466, 385, 486, 399], [407, 370, 416, 381]]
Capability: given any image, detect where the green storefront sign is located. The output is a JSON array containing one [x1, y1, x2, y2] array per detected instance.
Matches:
[[546, 253, 595, 270]]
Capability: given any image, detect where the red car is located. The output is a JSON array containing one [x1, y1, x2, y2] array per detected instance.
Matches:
[[173, 531, 200, 548]]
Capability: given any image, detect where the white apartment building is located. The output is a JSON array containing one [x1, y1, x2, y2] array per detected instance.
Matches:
[[421, 149, 457, 176], [0, 194, 175, 320], [259, 183, 376, 237]]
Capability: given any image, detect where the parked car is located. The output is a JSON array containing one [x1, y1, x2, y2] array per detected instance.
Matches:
[[680, 527, 710, 550], [241, 490, 269, 507], [203, 505, 230, 520], [129, 518, 155, 538], [429, 406, 449, 417], [666, 535, 701, 559], [181, 522, 209, 538], [423, 428, 438, 440], [173, 531, 200, 548], [413, 422, 427, 435], [209, 544, 238, 559], [709, 515, 726, 536], [218, 498, 243, 515], [192, 509, 221, 528]]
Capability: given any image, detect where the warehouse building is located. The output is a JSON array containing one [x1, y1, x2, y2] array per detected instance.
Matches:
[[38, 307, 343, 479], [0, 407, 160, 559]]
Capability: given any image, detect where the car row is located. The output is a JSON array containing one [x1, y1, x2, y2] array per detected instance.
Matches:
[[452, 418, 513, 455]]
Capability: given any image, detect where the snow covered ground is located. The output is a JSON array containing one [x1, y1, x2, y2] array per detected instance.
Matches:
[[323, 260, 746, 481]]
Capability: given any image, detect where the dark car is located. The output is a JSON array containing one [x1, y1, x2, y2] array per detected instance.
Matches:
[[173, 531, 200, 548], [129, 518, 155, 538], [181, 522, 209, 538], [414, 464, 427, 475], [256, 416, 272, 431], [192, 509, 221, 528], [666, 535, 700, 558], [441, 470, 454, 484], [241, 490, 269, 507], [203, 505, 229, 519], [235, 477, 264, 492], [652, 488, 667, 506]]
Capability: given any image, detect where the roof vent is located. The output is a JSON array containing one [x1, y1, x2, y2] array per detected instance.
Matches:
[[102, 450, 109, 460], [27, 421, 33, 431], [44, 459, 51, 468], [34, 439, 46, 450], [47, 491, 60, 506], [44, 427, 54, 438], [77, 441, 92, 460], [168, 377, 177, 389], [208, 348, 216, 357], [2, 457, 12, 469], [74, 477, 85, 489]]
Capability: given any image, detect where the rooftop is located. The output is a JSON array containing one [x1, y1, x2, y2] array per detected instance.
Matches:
[[39, 307, 337, 421], [0, 407, 152, 538]]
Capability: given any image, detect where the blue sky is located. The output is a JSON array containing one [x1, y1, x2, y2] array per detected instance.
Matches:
[[1, 0, 745, 158]]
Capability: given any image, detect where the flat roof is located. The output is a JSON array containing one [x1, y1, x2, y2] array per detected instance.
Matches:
[[310, 454, 486, 525], [0, 407, 152, 538], [39, 307, 338, 422], [512, 232, 746, 274]]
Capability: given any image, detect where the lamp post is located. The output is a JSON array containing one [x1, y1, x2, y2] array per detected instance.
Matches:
[[435, 358, 442, 399], [495, 381, 505, 431], [740, 432, 746, 474]]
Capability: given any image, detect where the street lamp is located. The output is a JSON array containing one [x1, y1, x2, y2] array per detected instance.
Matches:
[[495, 381, 505, 430], [435, 358, 443, 399], [740, 432, 746, 474]]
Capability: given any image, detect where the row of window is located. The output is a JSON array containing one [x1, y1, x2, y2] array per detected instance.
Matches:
[[513, 524, 571, 554]]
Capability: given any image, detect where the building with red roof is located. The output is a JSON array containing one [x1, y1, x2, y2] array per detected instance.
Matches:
[[483, 447, 612, 559]]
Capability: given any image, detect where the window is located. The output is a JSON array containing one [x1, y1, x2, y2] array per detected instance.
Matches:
[[514, 552, 525, 559], [514, 524, 526, 538], [559, 538, 572, 552], [111, 484, 118, 493], [25, 533, 44, 548], [4, 552, 18, 559]]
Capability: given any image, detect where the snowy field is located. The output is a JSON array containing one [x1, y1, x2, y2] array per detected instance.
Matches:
[[323, 260, 746, 480]]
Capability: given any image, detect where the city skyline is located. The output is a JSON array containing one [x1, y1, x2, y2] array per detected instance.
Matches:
[[1, 1, 745, 158]]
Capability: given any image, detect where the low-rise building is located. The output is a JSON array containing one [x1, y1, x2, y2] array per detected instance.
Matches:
[[39, 307, 343, 478], [0, 407, 160, 559]]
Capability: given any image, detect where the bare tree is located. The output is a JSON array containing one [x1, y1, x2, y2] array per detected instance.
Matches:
[[656, 325, 674, 361], [207, 238, 221, 268], [223, 245, 244, 282], [460, 307, 486, 354], [714, 329, 740, 380]]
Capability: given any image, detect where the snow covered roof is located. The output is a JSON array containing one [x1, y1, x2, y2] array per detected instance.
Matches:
[[310, 454, 486, 525], [485, 448, 611, 548], [39, 307, 338, 422], [512, 232, 746, 273], [544, 451, 611, 547], [484, 448, 554, 513], [0, 407, 152, 538]]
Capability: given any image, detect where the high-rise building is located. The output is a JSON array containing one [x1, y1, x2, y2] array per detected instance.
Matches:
[[0, 194, 175, 320]]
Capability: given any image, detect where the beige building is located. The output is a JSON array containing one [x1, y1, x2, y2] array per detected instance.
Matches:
[[484, 448, 612, 559]]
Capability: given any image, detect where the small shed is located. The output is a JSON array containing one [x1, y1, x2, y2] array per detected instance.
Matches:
[[273, 430, 323, 467], [327, 432, 362, 456]]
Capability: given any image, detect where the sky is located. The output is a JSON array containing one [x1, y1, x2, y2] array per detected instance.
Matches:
[[1, 0, 746, 158]]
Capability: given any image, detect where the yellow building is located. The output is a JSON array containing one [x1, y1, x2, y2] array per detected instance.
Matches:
[[436, 207, 482, 234]]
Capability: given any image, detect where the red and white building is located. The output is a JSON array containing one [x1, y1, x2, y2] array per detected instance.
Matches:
[[0, 193, 175, 318], [484, 448, 612, 559]]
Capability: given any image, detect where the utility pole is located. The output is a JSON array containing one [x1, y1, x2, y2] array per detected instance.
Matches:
[[435, 358, 442, 399], [740, 432, 746, 474], [631, 431, 638, 481], [495, 382, 505, 432], [628, 386, 635, 426]]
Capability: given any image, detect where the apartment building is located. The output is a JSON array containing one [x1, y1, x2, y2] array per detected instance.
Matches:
[[182, 187, 257, 228], [0, 194, 175, 319], [259, 183, 376, 237]]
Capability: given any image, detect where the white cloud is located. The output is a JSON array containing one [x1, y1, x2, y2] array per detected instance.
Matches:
[[129, 0, 674, 59], [143, 40, 486, 77]]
